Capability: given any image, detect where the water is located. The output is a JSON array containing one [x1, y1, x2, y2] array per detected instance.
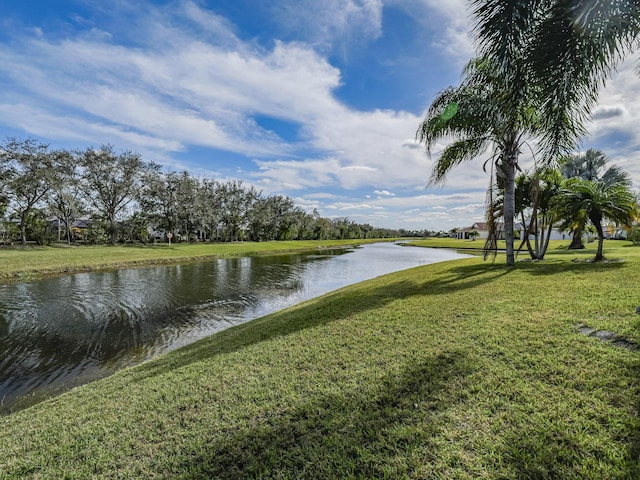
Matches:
[[0, 243, 469, 412]]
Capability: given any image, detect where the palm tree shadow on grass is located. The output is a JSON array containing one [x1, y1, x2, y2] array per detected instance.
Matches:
[[163, 349, 640, 479], [119, 260, 639, 478], [126, 263, 513, 382], [628, 361, 640, 479], [128, 259, 624, 383], [171, 351, 474, 479], [509, 258, 626, 275]]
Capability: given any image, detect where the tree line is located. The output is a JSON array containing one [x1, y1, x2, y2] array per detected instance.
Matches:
[[0, 138, 416, 246]]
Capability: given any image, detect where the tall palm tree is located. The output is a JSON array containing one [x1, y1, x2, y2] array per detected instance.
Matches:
[[418, 57, 543, 266], [560, 148, 632, 248], [555, 178, 638, 261]]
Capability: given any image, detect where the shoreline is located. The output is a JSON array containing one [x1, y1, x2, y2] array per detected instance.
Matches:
[[0, 239, 394, 284]]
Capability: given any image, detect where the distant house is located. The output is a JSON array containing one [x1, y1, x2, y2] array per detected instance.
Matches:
[[456, 222, 503, 240], [516, 221, 568, 241], [456, 221, 575, 242]]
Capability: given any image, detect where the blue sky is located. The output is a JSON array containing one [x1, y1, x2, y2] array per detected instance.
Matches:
[[1, 0, 638, 231]]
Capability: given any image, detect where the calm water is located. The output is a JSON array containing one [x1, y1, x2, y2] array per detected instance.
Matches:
[[0, 243, 469, 412]]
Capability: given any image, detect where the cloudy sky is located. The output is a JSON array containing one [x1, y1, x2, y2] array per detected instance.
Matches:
[[0, 0, 638, 231]]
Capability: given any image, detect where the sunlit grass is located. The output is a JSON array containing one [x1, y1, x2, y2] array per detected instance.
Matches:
[[0, 239, 639, 478]]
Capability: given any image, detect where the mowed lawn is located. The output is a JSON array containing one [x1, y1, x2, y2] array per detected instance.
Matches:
[[0, 240, 639, 478]]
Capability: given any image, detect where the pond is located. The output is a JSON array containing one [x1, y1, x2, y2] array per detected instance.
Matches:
[[0, 242, 470, 412]]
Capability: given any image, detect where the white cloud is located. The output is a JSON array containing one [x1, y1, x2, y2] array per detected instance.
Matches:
[[581, 56, 640, 186], [0, 11, 342, 158], [270, 0, 383, 51]]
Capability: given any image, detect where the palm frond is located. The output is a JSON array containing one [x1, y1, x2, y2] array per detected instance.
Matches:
[[418, 85, 497, 154], [557, 177, 639, 231], [530, 0, 640, 158], [601, 165, 633, 187], [429, 137, 491, 186]]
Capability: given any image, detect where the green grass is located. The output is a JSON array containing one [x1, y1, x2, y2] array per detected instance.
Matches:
[[405, 237, 593, 257], [403, 236, 498, 250], [0, 239, 390, 281], [1, 240, 639, 478]]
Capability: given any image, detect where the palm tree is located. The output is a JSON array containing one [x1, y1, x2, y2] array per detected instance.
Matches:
[[421, 2, 640, 265], [417, 57, 543, 266], [555, 178, 638, 261], [515, 167, 563, 260], [560, 149, 632, 248]]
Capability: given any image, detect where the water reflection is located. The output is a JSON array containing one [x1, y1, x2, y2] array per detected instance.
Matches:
[[0, 243, 469, 412]]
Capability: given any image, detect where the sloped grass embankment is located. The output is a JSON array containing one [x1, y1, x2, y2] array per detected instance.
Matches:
[[0, 240, 639, 478]]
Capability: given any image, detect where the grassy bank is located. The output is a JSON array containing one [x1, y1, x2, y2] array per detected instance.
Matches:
[[402, 236, 501, 250], [1, 240, 639, 478], [0, 239, 390, 281]]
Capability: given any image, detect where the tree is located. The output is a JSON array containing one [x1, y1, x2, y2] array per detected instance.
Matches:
[[193, 177, 220, 241], [418, 57, 544, 266], [138, 168, 186, 241], [560, 149, 632, 249], [529, 1, 640, 157], [468, 230, 480, 241], [423, 0, 640, 264], [247, 195, 298, 242], [555, 178, 638, 261], [48, 153, 85, 244], [0, 138, 68, 244], [515, 167, 563, 260], [79, 145, 147, 245], [24, 208, 54, 245], [173, 171, 199, 242], [217, 180, 257, 242]]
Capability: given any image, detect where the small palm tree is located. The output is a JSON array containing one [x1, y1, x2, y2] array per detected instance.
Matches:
[[555, 178, 638, 261], [560, 149, 632, 249], [515, 167, 563, 260]]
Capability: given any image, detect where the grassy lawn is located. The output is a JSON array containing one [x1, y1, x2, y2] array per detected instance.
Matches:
[[0, 239, 390, 281], [0, 240, 639, 478], [402, 236, 499, 250]]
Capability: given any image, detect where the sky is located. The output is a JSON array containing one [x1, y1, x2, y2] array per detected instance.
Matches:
[[0, 0, 639, 232]]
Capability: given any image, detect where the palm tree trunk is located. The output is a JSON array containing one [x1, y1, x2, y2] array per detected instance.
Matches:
[[520, 211, 536, 259], [595, 232, 604, 261], [540, 222, 553, 260], [568, 225, 585, 249], [591, 211, 604, 262], [503, 153, 517, 266]]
